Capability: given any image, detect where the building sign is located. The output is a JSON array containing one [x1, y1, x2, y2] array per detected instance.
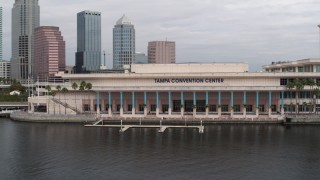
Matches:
[[154, 78, 224, 84]]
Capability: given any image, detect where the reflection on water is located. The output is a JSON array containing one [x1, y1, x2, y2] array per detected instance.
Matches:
[[0, 118, 320, 179]]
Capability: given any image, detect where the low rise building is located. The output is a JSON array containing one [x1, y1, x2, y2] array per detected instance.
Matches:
[[28, 59, 320, 120]]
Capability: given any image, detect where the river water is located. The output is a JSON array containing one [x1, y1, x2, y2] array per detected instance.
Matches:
[[0, 118, 320, 180]]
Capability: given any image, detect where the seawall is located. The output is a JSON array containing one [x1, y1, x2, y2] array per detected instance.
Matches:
[[10, 111, 97, 123]]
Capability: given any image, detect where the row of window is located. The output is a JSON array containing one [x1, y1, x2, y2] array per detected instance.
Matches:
[[280, 78, 320, 85], [83, 104, 278, 112]]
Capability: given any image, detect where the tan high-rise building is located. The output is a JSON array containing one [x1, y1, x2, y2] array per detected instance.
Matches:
[[148, 41, 175, 64]]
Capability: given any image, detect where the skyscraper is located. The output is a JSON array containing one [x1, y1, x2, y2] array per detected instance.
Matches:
[[113, 15, 135, 69], [75, 10, 101, 73], [148, 41, 176, 64], [11, 0, 40, 82], [0, 7, 2, 61], [34, 26, 65, 81]]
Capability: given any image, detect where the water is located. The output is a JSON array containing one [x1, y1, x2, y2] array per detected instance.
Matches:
[[1, 118, 320, 180]]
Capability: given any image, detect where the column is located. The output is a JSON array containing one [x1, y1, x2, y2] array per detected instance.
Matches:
[[168, 91, 172, 116], [193, 91, 197, 117], [281, 91, 284, 115], [205, 91, 209, 116], [144, 91, 147, 116], [132, 92, 135, 115], [156, 91, 159, 116], [181, 91, 184, 116], [108, 92, 112, 116], [218, 91, 221, 117], [90, 97, 94, 113], [96, 92, 100, 115], [269, 91, 272, 117], [31, 103, 35, 113], [243, 91, 247, 117], [230, 91, 234, 117], [256, 91, 259, 116], [120, 92, 123, 116]]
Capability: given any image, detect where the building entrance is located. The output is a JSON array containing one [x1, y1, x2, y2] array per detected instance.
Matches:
[[173, 100, 206, 112]]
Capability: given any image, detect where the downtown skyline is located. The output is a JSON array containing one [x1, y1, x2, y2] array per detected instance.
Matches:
[[1, 0, 320, 71]]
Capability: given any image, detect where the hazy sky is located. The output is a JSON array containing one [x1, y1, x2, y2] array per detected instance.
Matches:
[[2, 0, 320, 71]]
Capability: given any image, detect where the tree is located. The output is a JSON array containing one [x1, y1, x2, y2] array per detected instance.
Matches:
[[72, 82, 78, 111], [286, 81, 295, 113], [79, 81, 87, 111], [9, 81, 26, 92], [305, 78, 316, 113], [45, 85, 52, 114], [50, 90, 57, 115], [56, 85, 62, 114], [61, 87, 69, 114], [293, 79, 305, 114], [313, 88, 320, 114], [45, 85, 51, 96], [85, 82, 93, 111]]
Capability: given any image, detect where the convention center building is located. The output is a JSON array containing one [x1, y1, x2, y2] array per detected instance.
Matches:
[[28, 58, 320, 120]]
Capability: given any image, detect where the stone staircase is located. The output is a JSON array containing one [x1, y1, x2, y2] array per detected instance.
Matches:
[[51, 98, 82, 114]]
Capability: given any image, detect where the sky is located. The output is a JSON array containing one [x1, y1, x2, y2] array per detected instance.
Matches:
[[2, 0, 320, 71]]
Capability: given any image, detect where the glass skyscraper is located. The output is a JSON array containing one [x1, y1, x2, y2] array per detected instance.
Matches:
[[113, 15, 135, 69], [75, 10, 101, 73], [11, 0, 40, 82], [0, 7, 2, 61]]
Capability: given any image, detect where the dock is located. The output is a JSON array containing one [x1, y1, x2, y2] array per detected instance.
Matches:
[[85, 119, 205, 133]]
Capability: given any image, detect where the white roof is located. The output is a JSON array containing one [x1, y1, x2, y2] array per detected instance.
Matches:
[[116, 14, 132, 25]]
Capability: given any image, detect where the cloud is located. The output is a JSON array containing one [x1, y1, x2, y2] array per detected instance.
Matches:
[[2, 0, 320, 71]]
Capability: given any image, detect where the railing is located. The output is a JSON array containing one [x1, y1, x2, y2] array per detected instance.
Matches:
[[51, 98, 82, 114]]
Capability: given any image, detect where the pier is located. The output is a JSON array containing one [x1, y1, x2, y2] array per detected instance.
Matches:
[[85, 119, 205, 133]]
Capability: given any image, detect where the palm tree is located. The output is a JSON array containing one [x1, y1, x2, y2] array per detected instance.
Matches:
[[79, 81, 87, 111], [305, 78, 315, 110], [45, 85, 52, 113], [85, 82, 93, 111], [45, 85, 51, 96], [293, 79, 304, 114], [61, 87, 69, 114], [313, 87, 320, 114], [50, 90, 57, 115], [286, 81, 295, 113], [72, 82, 78, 111], [56, 85, 62, 114]]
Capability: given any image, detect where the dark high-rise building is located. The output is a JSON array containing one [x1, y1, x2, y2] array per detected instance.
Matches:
[[75, 10, 101, 73], [11, 0, 40, 82]]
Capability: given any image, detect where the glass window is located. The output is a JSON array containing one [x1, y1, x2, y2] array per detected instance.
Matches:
[[83, 104, 90, 111], [280, 78, 288, 86], [209, 105, 216, 112], [162, 105, 168, 113], [139, 105, 144, 112], [298, 67, 304, 72], [151, 105, 156, 111], [246, 105, 253, 112], [128, 104, 132, 111], [233, 105, 241, 112], [221, 105, 229, 112]]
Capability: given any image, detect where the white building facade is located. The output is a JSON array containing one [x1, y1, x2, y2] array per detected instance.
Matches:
[[0, 60, 11, 79], [28, 60, 320, 120]]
